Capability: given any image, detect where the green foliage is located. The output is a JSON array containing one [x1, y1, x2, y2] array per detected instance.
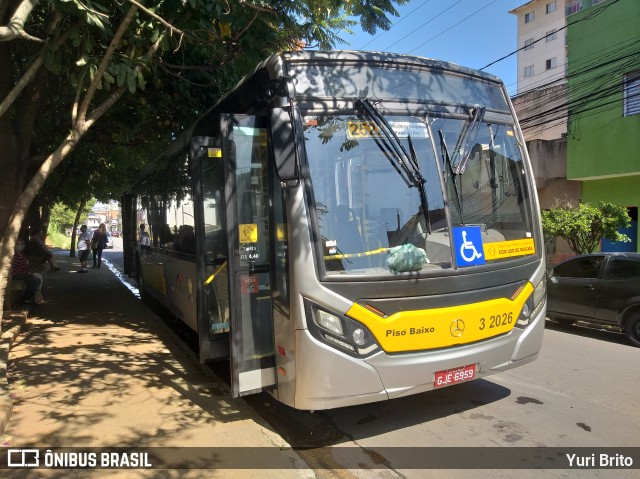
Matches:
[[49, 201, 94, 234], [4, 0, 409, 223], [46, 230, 72, 250], [541, 202, 631, 255]]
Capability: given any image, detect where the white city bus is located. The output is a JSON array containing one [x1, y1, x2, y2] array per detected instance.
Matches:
[[122, 51, 547, 410]]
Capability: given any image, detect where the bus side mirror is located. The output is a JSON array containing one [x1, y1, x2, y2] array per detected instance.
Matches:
[[270, 107, 300, 181]]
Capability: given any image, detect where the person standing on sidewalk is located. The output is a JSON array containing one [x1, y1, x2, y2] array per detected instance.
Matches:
[[77, 225, 92, 273], [91, 223, 109, 268]]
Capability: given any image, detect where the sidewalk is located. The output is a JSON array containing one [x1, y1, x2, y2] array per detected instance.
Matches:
[[1, 251, 313, 478]]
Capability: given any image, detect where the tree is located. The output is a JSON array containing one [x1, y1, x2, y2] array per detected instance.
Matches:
[[0, 0, 407, 314], [49, 201, 91, 235], [541, 201, 631, 255]]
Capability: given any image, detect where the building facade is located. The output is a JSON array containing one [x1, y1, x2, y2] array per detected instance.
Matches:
[[510, 1, 578, 261], [511, 0, 639, 255], [566, 0, 640, 252]]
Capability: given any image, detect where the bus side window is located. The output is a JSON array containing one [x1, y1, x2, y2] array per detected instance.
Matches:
[[174, 224, 196, 254]]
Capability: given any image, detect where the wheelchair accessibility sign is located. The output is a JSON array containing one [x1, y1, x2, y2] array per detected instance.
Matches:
[[453, 226, 486, 267]]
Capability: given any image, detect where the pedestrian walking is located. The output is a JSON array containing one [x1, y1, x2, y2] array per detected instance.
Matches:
[[91, 223, 109, 268], [77, 225, 92, 273]]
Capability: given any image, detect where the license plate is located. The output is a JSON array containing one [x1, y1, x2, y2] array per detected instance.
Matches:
[[434, 364, 476, 388]]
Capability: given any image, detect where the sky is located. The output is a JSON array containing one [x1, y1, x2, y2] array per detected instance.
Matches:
[[339, 0, 526, 96]]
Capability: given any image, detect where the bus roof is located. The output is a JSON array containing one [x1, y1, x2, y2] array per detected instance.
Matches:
[[129, 50, 504, 188]]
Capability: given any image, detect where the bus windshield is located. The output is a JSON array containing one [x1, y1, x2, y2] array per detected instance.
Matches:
[[303, 110, 535, 276]]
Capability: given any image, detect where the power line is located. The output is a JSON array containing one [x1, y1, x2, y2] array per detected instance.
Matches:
[[383, 0, 465, 52], [480, 0, 622, 71], [360, 0, 435, 50], [514, 46, 640, 136], [407, 0, 499, 54]]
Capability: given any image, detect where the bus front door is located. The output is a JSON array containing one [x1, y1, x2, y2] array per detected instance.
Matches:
[[193, 135, 231, 363], [222, 114, 276, 397]]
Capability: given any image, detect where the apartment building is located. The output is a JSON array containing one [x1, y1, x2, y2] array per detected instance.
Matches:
[[510, 0, 568, 95], [510, 0, 578, 244]]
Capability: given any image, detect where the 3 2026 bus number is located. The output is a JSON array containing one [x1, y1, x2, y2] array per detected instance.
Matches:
[[479, 312, 513, 330]]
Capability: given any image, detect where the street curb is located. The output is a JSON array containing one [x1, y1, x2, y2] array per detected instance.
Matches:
[[0, 310, 28, 436]]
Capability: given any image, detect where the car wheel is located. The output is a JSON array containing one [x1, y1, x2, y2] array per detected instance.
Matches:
[[623, 312, 640, 347]]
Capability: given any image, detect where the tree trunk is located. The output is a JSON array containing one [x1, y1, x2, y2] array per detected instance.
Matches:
[[0, 127, 86, 314]]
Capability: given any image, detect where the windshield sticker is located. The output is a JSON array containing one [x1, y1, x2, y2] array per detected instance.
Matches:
[[347, 120, 429, 139], [453, 226, 486, 267], [326, 239, 338, 255], [388, 121, 429, 139], [207, 148, 222, 158], [483, 238, 535, 261], [239, 223, 258, 243]]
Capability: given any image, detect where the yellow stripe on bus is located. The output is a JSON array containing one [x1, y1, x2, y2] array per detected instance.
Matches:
[[324, 247, 390, 260], [347, 282, 533, 353]]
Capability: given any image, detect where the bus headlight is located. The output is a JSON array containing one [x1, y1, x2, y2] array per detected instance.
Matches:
[[306, 300, 380, 357], [313, 309, 344, 336], [516, 278, 546, 328]]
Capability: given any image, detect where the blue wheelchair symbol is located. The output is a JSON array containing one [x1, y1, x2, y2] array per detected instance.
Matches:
[[453, 226, 485, 267]]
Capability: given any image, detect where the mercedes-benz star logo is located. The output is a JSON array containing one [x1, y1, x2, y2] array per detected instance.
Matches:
[[450, 319, 465, 337]]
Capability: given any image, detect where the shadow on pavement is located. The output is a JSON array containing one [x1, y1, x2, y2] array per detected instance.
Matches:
[[2, 251, 289, 453]]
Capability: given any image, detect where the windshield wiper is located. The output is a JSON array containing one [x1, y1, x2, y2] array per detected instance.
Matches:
[[452, 106, 485, 175], [354, 98, 431, 233], [438, 130, 464, 225]]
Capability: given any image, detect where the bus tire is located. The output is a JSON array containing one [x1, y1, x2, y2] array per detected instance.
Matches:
[[623, 312, 640, 347]]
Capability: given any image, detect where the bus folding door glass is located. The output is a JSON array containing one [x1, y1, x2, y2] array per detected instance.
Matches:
[[229, 117, 274, 379], [201, 149, 229, 335], [273, 174, 289, 313]]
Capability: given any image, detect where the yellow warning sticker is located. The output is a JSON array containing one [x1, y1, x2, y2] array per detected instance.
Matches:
[[483, 238, 535, 260], [207, 148, 222, 158], [239, 224, 258, 243], [276, 223, 287, 241]]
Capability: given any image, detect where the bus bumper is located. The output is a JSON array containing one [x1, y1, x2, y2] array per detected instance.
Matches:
[[292, 304, 545, 409], [368, 303, 546, 400]]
